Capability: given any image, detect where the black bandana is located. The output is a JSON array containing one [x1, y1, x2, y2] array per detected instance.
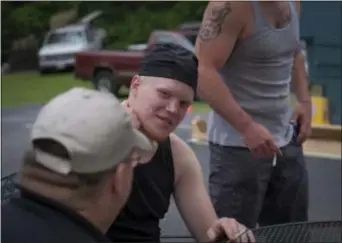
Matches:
[[139, 43, 198, 93]]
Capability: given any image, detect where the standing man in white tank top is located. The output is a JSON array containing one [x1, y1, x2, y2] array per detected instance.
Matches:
[[195, 1, 312, 229]]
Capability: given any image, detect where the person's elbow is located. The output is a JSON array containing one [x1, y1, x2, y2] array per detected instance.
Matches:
[[198, 58, 218, 81], [292, 50, 306, 73], [295, 51, 306, 66]]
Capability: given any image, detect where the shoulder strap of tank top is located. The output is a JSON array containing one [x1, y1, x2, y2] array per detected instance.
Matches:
[[156, 136, 174, 171], [250, 1, 269, 29], [160, 135, 175, 183], [251, 1, 298, 30], [289, 0, 299, 23]]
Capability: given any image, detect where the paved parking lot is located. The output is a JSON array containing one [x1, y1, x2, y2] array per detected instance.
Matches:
[[2, 105, 341, 240]]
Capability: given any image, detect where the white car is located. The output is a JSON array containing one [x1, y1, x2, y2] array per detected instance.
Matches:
[[38, 11, 105, 74]]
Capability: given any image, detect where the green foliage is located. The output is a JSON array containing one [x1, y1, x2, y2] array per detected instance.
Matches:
[[2, 1, 206, 59], [2, 72, 210, 113], [78, 1, 206, 49], [1, 2, 79, 61]]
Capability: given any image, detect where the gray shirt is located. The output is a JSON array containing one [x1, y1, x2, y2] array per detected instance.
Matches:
[[208, 1, 300, 148]]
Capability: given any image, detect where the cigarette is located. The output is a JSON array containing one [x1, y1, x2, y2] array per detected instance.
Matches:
[[272, 154, 277, 167], [233, 228, 249, 240]]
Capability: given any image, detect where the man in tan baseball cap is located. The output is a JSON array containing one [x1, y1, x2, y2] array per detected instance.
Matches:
[[2, 87, 157, 243]]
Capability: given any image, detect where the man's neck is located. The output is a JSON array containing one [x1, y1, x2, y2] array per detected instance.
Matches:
[[78, 208, 118, 234], [79, 205, 120, 233]]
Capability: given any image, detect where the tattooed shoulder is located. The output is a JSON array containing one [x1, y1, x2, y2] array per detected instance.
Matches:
[[198, 2, 232, 42]]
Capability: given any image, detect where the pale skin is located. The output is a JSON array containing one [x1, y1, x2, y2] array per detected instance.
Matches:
[[123, 76, 255, 242], [195, 1, 311, 158], [171, 133, 254, 242]]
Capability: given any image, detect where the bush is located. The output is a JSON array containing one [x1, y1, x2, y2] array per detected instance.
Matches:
[[2, 2, 206, 60]]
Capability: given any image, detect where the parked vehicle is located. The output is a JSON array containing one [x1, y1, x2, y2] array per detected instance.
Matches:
[[74, 30, 195, 96], [177, 22, 201, 45], [127, 43, 147, 51], [38, 11, 106, 74]]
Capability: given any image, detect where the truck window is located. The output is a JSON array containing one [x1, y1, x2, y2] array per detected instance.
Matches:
[[173, 34, 195, 53], [184, 33, 197, 46], [155, 34, 176, 44], [153, 32, 195, 53], [86, 27, 94, 42], [45, 31, 85, 45]]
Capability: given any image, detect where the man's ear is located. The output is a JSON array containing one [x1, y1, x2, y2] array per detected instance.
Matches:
[[110, 163, 124, 195], [129, 75, 141, 96], [110, 162, 132, 196]]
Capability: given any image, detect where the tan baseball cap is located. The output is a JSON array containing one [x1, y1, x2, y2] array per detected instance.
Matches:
[[31, 87, 156, 175]]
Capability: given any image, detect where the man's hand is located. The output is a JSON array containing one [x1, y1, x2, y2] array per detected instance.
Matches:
[[242, 121, 282, 158], [121, 99, 141, 128], [291, 101, 312, 144], [121, 99, 158, 163], [207, 218, 255, 243]]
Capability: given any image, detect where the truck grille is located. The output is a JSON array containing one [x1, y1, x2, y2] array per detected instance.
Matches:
[[44, 54, 74, 61]]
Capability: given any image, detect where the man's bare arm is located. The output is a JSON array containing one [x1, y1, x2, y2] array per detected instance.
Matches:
[[292, 50, 311, 103], [171, 134, 217, 242], [292, 1, 311, 103], [195, 1, 253, 133]]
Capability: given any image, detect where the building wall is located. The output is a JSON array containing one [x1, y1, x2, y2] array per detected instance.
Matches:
[[300, 1, 341, 124]]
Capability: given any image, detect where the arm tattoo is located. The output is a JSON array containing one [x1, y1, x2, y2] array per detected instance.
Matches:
[[198, 2, 232, 42]]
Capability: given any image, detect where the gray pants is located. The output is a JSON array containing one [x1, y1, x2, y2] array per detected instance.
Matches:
[[209, 136, 309, 229]]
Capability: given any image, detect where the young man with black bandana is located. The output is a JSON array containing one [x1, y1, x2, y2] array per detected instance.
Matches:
[[107, 43, 255, 243]]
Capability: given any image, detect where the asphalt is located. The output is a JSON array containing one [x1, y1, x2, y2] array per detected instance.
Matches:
[[1, 105, 341, 240]]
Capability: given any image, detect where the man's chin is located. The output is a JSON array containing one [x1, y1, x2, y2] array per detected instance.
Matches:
[[147, 133, 169, 143]]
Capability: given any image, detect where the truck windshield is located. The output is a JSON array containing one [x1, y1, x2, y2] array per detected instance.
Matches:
[[45, 31, 85, 45]]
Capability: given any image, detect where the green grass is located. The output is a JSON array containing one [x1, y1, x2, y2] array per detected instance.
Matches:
[[1, 72, 211, 113], [2, 72, 92, 107], [192, 102, 211, 113]]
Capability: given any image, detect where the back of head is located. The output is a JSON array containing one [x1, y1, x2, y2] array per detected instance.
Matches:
[[19, 87, 156, 209]]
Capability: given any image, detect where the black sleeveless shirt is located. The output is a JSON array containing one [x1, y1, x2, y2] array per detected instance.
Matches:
[[106, 136, 174, 242]]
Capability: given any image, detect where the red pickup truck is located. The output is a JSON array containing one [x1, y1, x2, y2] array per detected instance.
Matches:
[[74, 30, 196, 96]]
